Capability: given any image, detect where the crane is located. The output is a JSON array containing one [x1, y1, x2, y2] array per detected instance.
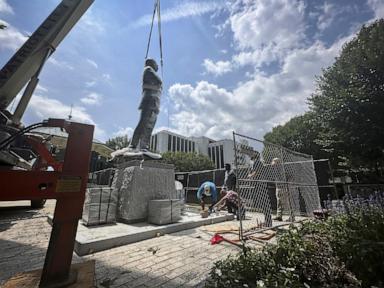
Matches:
[[0, 1, 95, 287], [0, 0, 164, 286]]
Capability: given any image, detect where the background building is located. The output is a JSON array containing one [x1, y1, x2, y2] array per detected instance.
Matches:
[[150, 130, 235, 169]]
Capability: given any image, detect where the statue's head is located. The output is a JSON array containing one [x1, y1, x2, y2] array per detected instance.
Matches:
[[145, 58, 158, 72]]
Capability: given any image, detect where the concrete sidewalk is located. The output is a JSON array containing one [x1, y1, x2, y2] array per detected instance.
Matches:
[[0, 201, 240, 287]]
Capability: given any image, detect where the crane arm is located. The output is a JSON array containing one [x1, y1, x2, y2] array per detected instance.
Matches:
[[0, 0, 94, 112]]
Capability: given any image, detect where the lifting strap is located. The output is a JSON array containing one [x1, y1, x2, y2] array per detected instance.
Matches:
[[145, 0, 163, 78]]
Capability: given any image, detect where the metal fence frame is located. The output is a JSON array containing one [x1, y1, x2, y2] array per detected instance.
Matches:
[[233, 132, 322, 239]]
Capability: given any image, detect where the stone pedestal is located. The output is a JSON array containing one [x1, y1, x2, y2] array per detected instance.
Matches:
[[112, 160, 176, 223]]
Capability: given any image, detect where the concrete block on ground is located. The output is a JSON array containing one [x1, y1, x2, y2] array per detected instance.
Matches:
[[148, 199, 181, 225], [82, 187, 117, 226]]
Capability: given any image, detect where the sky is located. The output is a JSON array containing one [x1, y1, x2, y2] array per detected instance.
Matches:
[[0, 0, 383, 142]]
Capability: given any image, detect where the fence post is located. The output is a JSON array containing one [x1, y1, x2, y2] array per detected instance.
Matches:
[[232, 131, 244, 241], [280, 147, 295, 222]]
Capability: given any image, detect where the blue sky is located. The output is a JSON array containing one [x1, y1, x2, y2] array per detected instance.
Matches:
[[0, 0, 383, 142]]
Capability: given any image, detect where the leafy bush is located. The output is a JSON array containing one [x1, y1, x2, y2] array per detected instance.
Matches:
[[207, 193, 384, 288], [161, 151, 214, 172]]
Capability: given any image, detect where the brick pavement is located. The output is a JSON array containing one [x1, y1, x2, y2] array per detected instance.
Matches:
[[0, 201, 240, 287]]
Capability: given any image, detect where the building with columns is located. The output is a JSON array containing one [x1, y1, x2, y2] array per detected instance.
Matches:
[[150, 130, 235, 169]]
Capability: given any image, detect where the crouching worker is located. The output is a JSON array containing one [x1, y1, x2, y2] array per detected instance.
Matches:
[[217, 189, 245, 220], [197, 181, 218, 213]]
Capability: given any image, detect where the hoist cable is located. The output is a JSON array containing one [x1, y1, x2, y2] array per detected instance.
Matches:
[[157, 0, 164, 79], [145, 0, 158, 59]]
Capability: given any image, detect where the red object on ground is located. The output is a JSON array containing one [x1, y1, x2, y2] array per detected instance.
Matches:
[[210, 233, 225, 245], [210, 233, 241, 247]]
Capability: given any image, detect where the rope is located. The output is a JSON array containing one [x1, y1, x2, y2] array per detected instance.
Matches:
[[157, 0, 163, 78], [144, 0, 165, 126], [145, 0, 158, 59]]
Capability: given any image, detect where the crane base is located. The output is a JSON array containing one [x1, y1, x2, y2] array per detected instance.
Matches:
[[2, 260, 95, 288]]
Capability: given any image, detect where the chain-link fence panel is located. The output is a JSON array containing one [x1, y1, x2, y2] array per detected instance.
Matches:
[[233, 132, 321, 238]]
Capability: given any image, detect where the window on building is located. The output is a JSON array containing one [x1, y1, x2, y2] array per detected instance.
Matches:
[[154, 135, 158, 151], [220, 145, 224, 169], [215, 146, 220, 169], [208, 147, 211, 159], [177, 137, 180, 151], [192, 142, 195, 152], [172, 136, 176, 152], [150, 136, 154, 150], [181, 138, 184, 152], [212, 146, 216, 165], [168, 135, 171, 151], [188, 141, 191, 152]]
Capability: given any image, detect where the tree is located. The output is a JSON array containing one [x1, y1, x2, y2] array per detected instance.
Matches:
[[106, 135, 129, 150], [161, 151, 215, 172], [309, 19, 384, 171], [264, 112, 328, 160]]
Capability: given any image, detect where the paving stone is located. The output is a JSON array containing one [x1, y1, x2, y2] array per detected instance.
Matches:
[[0, 201, 239, 287]]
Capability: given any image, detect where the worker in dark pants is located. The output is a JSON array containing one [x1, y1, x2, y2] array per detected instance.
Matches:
[[129, 58, 162, 151], [223, 163, 236, 191]]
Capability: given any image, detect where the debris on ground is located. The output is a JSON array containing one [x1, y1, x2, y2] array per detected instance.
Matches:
[[147, 246, 159, 254]]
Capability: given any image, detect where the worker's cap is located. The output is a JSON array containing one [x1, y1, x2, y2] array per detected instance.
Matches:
[[145, 58, 158, 71], [271, 157, 280, 164], [203, 184, 211, 196]]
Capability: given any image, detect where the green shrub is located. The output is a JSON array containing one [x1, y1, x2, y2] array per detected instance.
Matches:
[[207, 196, 384, 288], [207, 225, 359, 288]]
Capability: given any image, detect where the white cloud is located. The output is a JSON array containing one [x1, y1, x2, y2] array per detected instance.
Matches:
[[230, 0, 306, 52], [26, 94, 106, 140], [80, 92, 102, 106], [368, 0, 384, 19], [86, 58, 98, 69], [85, 80, 96, 88], [36, 84, 48, 93], [102, 73, 111, 81], [101, 73, 112, 85], [0, 20, 27, 51], [163, 0, 370, 141], [223, 0, 308, 69], [168, 36, 349, 140], [0, 0, 13, 14], [113, 127, 134, 137], [78, 10, 105, 33], [133, 1, 224, 27], [202, 59, 232, 76], [317, 2, 336, 32], [48, 57, 74, 70]]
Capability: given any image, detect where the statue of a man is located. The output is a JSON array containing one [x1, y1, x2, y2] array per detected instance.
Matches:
[[129, 58, 162, 152]]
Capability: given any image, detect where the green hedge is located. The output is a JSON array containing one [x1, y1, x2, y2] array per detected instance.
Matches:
[[206, 196, 384, 288]]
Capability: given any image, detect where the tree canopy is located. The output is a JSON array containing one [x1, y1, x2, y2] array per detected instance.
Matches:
[[264, 19, 384, 174], [105, 135, 129, 150], [161, 151, 215, 172], [309, 19, 384, 169], [264, 112, 327, 160]]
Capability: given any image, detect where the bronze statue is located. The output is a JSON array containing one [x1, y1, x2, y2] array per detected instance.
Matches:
[[129, 58, 162, 152], [111, 58, 162, 161]]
